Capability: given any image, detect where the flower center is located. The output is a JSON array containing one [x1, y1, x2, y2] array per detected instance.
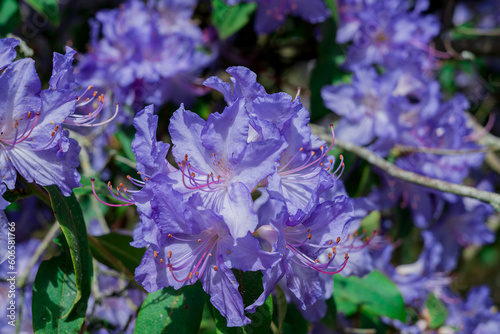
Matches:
[[153, 230, 220, 283]]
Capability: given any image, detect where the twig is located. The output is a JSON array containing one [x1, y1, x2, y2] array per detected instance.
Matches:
[[454, 26, 500, 37], [309, 124, 500, 211], [393, 145, 490, 156], [18, 221, 60, 287]]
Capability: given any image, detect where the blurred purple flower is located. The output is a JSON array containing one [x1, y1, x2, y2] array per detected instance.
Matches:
[[337, 0, 441, 69], [77, 0, 217, 111], [224, 0, 331, 34]]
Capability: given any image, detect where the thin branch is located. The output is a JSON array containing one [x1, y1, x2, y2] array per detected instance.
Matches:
[[309, 124, 500, 211], [393, 145, 490, 156], [454, 26, 500, 37], [18, 221, 60, 288]]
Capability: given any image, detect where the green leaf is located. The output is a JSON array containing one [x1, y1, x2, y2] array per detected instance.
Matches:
[[32, 247, 90, 333], [88, 232, 145, 280], [274, 284, 288, 333], [211, 0, 256, 40], [334, 270, 407, 322], [135, 283, 206, 333], [212, 271, 273, 334], [309, 16, 346, 121], [425, 293, 448, 329], [24, 0, 60, 25], [0, 0, 20, 36], [44, 185, 93, 318]]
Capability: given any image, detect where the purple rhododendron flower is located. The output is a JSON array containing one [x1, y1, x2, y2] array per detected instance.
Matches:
[[372, 231, 453, 309], [168, 99, 286, 239], [0, 44, 81, 198], [266, 108, 335, 223], [249, 189, 373, 320], [77, 0, 217, 111], [0, 38, 19, 70], [321, 66, 399, 153], [135, 174, 281, 327], [445, 286, 500, 333], [89, 66, 368, 327], [429, 183, 495, 272], [337, 0, 440, 69], [453, 0, 500, 29], [224, 0, 330, 34]]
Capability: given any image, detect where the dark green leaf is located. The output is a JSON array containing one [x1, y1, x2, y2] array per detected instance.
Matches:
[[213, 271, 273, 334], [24, 0, 60, 25], [281, 303, 308, 334], [33, 247, 90, 333], [211, 0, 256, 40], [135, 283, 206, 333], [213, 293, 273, 334], [309, 17, 346, 121], [322, 296, 337, 329], [334, 270, 407, 322], [88, 232, 145, 280], [0, 0, 20, 36], [44, 185, 93, 318], [360, 310, 388, 334], [425, 293, 448, 329]]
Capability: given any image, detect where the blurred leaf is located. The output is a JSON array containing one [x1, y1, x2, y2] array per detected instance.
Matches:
[[0, 0, 20, 36], [33, 247, 90, 333], [324, 0, 339, 23], [360, 310, 388, 334], [322, 296, 337, 329], [114, 129, 136, 162], [309, 16, 346, 121], [24, 0, 60, 25], [360, 210, 381, 236], [275, 284, 287, 333], [199, 305, 217, 334], [135, 283, 206, 333], [425, 293, 447, 329], [2, 189, 20, 204], [334, 270, 407, 322], [213, 271, 273, 333], [44, 185, 93, 318], [211, 0, 256, 40], [88, 232, 145, 280]]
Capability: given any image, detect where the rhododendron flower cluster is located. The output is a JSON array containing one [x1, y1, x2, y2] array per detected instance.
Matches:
[[92, 67, 373, 326]]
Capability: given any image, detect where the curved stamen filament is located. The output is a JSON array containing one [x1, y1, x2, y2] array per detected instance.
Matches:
[[287, 242, 349, 274], [91, 178, 135, 207], [180, 156, 223, 191], [127, 175, 146, 187], [1, 112, 41, 149], [65, 93, 119, 127], [154, 234, 218, 283], [280, 125, 336, 176]]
